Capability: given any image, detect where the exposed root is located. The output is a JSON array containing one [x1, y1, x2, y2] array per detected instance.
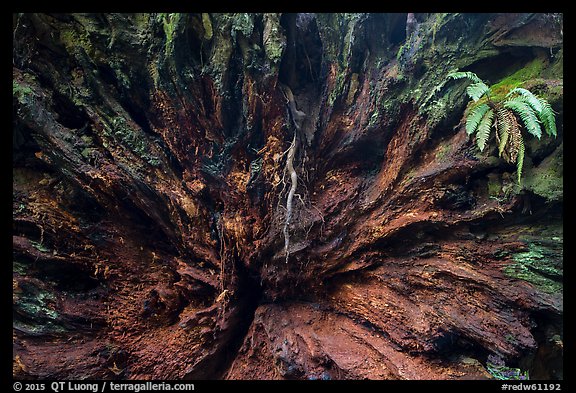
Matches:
[[278, 83, 312, 264], [283, 132, 298, 263], [295, 193, 306, 208], [217, 213, 226, 292]]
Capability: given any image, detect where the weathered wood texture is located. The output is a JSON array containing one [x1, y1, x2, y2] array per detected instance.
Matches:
[[13, 13, 562, 379]]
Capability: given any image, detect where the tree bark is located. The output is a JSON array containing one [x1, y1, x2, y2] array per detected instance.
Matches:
[[13, 13, 563, 380]]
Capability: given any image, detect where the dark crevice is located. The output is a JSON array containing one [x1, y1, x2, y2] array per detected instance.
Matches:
[[467, 48, 537, 86], [220, 45, 245, 139], [117, 192, 174, 250], [13, 220, 43, 242], [121, 94, 153, 136], [523, 313, 563, 379], [219, 261, 263, 379], [388, 13, 408, 46], [294, 14, 322, 88], [322, 131, 386, 175], [13, 123, 44, 166], [184, 258, 263, 380], [58, 179, 107, 224], [278, 13, 297, 88], [40, 262, 101, 292], [97, 64, 120, 90], [51, 91, 90, 130], [279, 13, 322, 92], [180, 15, 204, 69]]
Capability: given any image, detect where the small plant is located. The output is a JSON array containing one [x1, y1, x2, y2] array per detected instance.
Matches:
[[486, 354, 529, 380], [447, 71, 557, 184]]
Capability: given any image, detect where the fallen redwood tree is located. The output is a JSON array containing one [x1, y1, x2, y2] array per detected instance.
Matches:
[[13, 13, 562, 380]]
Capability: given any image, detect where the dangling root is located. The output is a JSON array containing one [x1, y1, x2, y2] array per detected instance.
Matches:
[[279, 83, 305, 264], [283, 132, 297, 263]]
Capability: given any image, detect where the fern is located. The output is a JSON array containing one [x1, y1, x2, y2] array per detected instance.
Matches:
[[466, 104, 490, 135], [466, 82, 490, 102], [476, 109, 494, 152], [537, 98, 557, 137], [495, 108, 510, 157], [446, 70, 558, 184], [508, 88, 557, 137], [516, 140, 525, 184], [504, 97, 542, 139], [447, 71, 483, 83], [507, 88, 543, 112], [508, 123, 523, 163]]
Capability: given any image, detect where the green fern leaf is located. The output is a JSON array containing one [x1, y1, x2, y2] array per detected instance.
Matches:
[[447, 69, 556, 184], [466, 103, 490, 136], [537, 98, 557, 137], [504, 98, 542, 139], [476, 108, 494, 152], [516, 138, 525, 185], [507, 88, 543, 112], [508, 88, 557, 138], [466, 82, 490, 102], [447, 71, 482, 83]]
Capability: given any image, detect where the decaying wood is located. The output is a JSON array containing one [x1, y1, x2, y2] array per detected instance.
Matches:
[[13, 13, 562, 380]]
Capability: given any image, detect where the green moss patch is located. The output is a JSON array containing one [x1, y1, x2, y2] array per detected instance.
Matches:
[[523, 143, 563, 202], [488, 57, 548, 101], [13, 278, 66, 335], [504, 241, 562, 294]]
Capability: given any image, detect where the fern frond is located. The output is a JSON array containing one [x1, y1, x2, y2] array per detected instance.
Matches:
[[495, 108, 510, 157], [466, 82, 490, 102], [504, 97, 542, 139], [516, 138, 525, 185], [450, 69, 556, 184], [466, 103, 490, 136], [507, 88, 557, 138], [507, 114, 521, 165], [447, 71, 483, 83], [507, 88, 543, 112], [508, 123, 523, 164], [476, 108, 494, 152], [537, 98, 557, 137], [500, 108, 526, 185]]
